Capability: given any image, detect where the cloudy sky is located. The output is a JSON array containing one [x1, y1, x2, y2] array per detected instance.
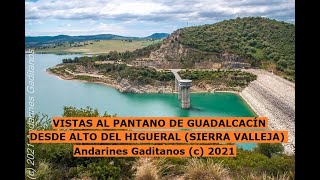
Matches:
[[25, 0, 295, 37]]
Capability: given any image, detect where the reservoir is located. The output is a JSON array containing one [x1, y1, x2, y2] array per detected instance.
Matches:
[[25, 53, 257, 150]]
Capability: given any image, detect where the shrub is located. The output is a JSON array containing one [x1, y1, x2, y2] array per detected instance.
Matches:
[[33, 161, 52, 180], [254, 143, 284, 158], [132, 158, 176, 180], [184, 158, 231, 180], [25, 107, 294, 179], [133, 158, 161, 180]]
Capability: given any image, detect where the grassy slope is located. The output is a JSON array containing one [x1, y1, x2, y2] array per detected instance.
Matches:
[[34, 39, 162, 54]]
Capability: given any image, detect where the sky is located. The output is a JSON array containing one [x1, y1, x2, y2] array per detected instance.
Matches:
[[25, 0, 295, 37]]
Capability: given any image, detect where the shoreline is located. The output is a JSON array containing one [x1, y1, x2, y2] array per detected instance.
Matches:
[[47, 69, 241, 94], [46, 69, 124, 92], [46, 68, 258, 118], [239, 69, 295, 155], [213, 90, 239, 94], [46, 69, 258, 118], [47, 68, 295, 154], [239, 93, 262, 117], [46, 68, 244, 94]]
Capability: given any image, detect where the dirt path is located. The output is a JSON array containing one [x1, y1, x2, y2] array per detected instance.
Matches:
[[65, 68, 105, 78]]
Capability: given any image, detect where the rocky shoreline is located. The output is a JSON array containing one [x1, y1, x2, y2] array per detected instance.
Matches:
[[47, 68, 175, 93], [240, 69, 295, 155], [47, 67, 243, 93]]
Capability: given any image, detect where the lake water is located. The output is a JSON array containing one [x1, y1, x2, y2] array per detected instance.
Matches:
[[25, 53, 257, 150]]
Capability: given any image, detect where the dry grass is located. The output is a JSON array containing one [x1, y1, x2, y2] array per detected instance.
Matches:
[[132, 157, 176, 180], [184, 158, 231, 180], [132, 158, 161, 180], [34, 39, 162, 54]]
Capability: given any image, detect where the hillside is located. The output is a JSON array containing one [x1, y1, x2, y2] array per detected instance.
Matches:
[[32, 39, 162, 54], [36, 17, 295, 81], [26, 33, 169, 48], [26, 34, 134, 47], [144, 17, 295, 81], [146, 33, 169, 39], [48, 59, 256, 93]]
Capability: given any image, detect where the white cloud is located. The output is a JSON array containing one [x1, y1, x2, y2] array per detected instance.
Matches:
[[26, 22, 127, 36], [25, 0, 294, 36], [25, 0, 295, 22]]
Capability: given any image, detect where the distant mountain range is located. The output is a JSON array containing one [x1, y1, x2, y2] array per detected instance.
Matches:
[[145, 33, 169, 39], [26, 33, 169, 47]]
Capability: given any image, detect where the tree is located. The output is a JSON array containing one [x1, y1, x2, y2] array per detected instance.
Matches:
[[109, 51, 119, 60], [254, 143, 284, 158], [277, 59, 288, 68], [96, 55, 106, 61]]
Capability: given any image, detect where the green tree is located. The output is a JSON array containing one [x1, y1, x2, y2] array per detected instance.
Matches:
[[254, 143, 284, 158], [109, 51, 119, 60]]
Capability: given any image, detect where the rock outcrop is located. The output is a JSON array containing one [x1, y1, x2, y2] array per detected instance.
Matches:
[[133, 29, 251, 69]]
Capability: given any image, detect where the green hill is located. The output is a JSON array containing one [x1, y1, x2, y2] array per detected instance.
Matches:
[[180, 17, 295, 80], [48, 17, 295, 81], [26, 33, 169, 48]]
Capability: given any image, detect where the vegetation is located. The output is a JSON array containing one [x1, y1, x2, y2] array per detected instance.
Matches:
[[25, 107, 134, 180], [61, 42, 161, 63], [35, 17, 295, 82], [55, 60, 258, 91], [94, 63, 174, 85], [184, 159, 231, 180], [48, 64, 78, 77], [33, 39, 162, 54], [254, 143, 285, 158], [76, 75, 97, 81], [50, 62, 174, 86], [141, 148, 294, 180], [26, 33, 168, 48], [132, 158, 163, 180], [179, 69, 257, 89], [26, 107, 294, 179], [51, 63, 256, 89], [180, 17, 295, 81]]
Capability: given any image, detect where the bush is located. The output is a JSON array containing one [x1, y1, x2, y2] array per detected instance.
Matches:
[[184, 158, 231, 180], [180, 17, 295, 80], [179, 70, 256, 89], [34, 161, 52, 180], [133, 158, 161, 180], [254, 143, 284, 158], [132, 158, 177, 180], [25, 107, 133, 180], [25, 107, 294, 179]]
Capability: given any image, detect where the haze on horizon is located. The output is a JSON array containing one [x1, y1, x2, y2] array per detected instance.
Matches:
[[26, 0, 295, 37]]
